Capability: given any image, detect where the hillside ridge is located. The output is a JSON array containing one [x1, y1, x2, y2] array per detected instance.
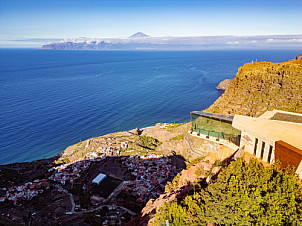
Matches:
[[206, 59, 302, 117]]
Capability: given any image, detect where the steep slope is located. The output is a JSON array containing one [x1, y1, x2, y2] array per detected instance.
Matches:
[[206, 60, 302, 117], [152, 158, 302, 225], [127, 146, 236, 225]]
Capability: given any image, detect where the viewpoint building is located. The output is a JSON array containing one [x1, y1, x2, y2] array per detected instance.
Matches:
[[190, 110, 302, 179], [190, 111, 241, 146], [232, 110, 302, 178]]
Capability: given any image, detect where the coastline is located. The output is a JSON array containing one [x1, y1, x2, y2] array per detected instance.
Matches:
[[0, 125, 157, 166], [1, 50, 298, 166], [0, 121, 191, 166], [3, 57, 301, 166], [1, 55, 301, 225]]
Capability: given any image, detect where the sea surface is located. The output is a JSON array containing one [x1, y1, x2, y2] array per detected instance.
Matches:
[[0, 49, 299, 165]]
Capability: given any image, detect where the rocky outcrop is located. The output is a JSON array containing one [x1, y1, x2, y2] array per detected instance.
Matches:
[[128, 128, 142, 135], [216, 79, 232, 90], [295, 53, 302, 60], [206, 60, 302, 117]]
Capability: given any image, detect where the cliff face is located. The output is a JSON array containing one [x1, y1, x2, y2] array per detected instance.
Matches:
[[206, 60, 302, 117]]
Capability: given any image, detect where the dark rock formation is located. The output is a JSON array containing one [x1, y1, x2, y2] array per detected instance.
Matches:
[[128, 128, 142, 135]]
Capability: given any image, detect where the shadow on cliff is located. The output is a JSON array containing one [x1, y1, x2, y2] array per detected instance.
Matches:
[[0, 154, 61, 188], [0, 153, 187, 225]]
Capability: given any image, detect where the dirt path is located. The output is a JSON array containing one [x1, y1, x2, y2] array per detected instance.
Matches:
[[185, 133, 204, 157], [55, 185, 136, 216], [55, 185, 75, 213], [83, 204, 136, 216]]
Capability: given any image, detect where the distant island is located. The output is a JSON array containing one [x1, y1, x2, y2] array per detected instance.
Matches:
[[128, 32, 150, 38], [41, 33, 302, 50]]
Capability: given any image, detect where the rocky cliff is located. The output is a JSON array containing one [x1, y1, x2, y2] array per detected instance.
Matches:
[[206, 59, 302, 117]]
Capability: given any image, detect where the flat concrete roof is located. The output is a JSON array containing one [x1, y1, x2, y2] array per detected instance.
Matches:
[[232, 114, 302, 150], [259, 109, 302, 123], [271, 112, 302, 124], [191, 111, 234, 123], [92, 173, 106, 184]]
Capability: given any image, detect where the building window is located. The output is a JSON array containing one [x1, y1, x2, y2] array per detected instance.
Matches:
[[190, 112, 241, 145], [254, 138, 258, 155], [261, 141, 265, 159], [268, 145, 273, 163]]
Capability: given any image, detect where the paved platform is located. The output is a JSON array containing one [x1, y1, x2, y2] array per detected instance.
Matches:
[[189, 131, 239, 151]]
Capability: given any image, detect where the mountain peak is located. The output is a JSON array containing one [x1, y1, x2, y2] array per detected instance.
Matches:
[[129, 32, 149, 38]]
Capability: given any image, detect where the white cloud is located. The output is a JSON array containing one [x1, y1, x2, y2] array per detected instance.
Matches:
[[226, 41, 240, 44], [266, 38, 302, 43]]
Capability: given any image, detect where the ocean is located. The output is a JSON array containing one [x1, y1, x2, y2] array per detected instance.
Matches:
[[0, 49, 299, 165]]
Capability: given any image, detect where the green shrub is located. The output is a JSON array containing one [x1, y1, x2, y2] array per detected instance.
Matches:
[[64, 158, 70, 164], [154, 158, 302, 225], [169, 134, 185, 141], [214, 160, 222, 167], [187, 156, 206, 168], [165, 172, 182, 193], [137, 135, 161, 150], [54, 159, 64, 165], [195, 167, 205, 176]]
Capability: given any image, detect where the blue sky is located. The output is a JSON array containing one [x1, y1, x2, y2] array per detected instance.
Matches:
[[0, 0, 301, 47]]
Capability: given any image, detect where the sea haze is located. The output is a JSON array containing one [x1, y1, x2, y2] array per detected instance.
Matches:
[[0, 49, 299, 164]]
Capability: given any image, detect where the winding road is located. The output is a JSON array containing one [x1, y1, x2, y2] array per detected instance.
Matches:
[[185, 133, 204, 156], [55, 185, 136, 216]]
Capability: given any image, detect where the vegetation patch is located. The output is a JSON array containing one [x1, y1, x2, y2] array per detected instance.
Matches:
[[167, 123, 185, 132], [164, 172, 182, 193], [154, 158, 302, 225], [136, 135, 162, 150], [169, 134, 185, 141], [187, 156, 206, 168], [206, 60, 302, 116]]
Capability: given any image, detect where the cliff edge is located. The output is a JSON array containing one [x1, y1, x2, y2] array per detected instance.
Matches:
[[206, 59, 302, 117]]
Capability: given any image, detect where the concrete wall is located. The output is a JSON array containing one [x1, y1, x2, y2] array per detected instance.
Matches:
[[239, 131, 275, 164], [239, 131, 254, 154]]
